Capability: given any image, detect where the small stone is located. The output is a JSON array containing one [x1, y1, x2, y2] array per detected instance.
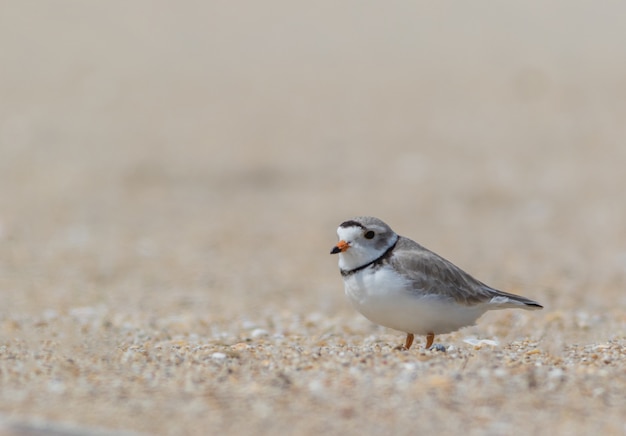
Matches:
[[463, 337, 499, 348], [251, 328, 269, 338], [548, 368, 565, 379]]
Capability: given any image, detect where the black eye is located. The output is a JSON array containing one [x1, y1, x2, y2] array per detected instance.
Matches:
[[364, 230, 375, 239]]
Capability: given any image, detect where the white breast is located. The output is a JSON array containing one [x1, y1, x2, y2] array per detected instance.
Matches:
[[343, 266, 489, 335]]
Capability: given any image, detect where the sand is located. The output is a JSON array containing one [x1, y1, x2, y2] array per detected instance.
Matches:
[[1, 2, 625, 435]]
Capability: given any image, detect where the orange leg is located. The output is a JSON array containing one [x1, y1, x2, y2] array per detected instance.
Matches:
[[404, 333, 414, 350], [425, 332, 435, 349]]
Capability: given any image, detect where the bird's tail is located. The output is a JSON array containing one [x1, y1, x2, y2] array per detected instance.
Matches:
[[488, 289, 543, 310]]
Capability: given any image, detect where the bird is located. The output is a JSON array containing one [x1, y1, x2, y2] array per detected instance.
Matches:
[[330, 216, 543, 350]]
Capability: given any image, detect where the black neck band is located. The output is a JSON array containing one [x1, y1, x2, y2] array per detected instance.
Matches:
[[340, 237, 398, 277]]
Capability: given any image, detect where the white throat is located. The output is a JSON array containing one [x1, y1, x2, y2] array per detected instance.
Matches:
[[336, 226, 398, 272]]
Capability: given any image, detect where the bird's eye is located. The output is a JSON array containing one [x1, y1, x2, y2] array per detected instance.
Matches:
[[364, 230, 375, 239]]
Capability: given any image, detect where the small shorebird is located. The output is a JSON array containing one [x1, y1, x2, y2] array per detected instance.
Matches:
[[331, 216, 543, 350]]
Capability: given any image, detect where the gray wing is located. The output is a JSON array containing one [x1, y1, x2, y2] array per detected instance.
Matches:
[[388, 237, 543, 309]]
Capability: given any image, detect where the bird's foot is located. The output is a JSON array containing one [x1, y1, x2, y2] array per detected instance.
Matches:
[[393, 333, 414, 351]]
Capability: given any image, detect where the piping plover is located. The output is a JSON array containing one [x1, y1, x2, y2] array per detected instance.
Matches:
[[330, 216, 543, 350]]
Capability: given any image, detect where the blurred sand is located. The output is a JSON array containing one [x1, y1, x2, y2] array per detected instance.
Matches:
[[1, 2, 625, 435]]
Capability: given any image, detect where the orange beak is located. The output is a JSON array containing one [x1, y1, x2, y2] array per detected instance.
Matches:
[[330, 240, 350, 254]]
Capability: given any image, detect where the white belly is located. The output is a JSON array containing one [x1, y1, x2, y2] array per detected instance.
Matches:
[[343, 267, 488, 335]]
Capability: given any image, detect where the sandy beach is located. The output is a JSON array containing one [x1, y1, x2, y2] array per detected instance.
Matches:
[[1, 2, 625, 434]]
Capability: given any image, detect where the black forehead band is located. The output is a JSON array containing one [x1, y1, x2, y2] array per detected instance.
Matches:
[[339, 220, 365, 229]]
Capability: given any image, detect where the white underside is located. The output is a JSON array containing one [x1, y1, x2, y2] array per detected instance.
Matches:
[[343, 266, 491, 335]]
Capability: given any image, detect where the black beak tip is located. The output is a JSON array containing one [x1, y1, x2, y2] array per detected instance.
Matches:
[[330, 246, 341, 255]]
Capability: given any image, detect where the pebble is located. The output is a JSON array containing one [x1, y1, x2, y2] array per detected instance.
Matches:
[[250, 328, 269, 338]]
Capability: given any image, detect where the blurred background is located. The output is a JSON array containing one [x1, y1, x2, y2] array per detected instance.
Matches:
[[2, 3, 626, 434], [1, 1, 626, 324]]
